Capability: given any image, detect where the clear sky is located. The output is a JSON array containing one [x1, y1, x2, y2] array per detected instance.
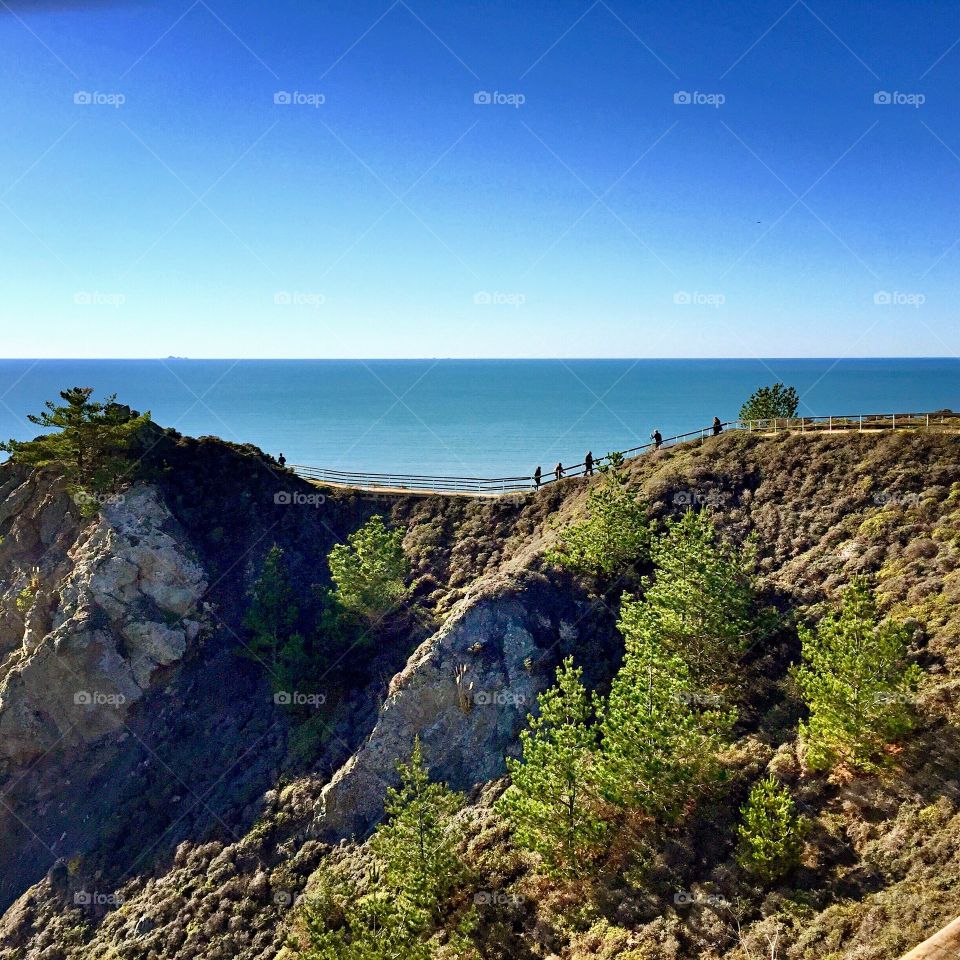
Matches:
[[0, 0, 957, 358]]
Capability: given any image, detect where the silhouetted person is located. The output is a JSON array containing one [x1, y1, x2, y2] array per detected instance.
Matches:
[[533, 465, 542, 489], [652, 430, 662, 449], [555, 462, 564, 481], [712, 417, 723, 436], [584, 451, 594, 476], [278, 453, 287, 468]]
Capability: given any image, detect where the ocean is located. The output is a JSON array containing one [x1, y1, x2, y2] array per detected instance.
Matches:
[[0, 359, 956, 478]]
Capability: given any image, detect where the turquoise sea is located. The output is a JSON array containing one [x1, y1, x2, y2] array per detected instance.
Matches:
[[0, 359, 956, 477]]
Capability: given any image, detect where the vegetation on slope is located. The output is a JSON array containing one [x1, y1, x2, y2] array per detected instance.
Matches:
[[2, 421, 960, 960]]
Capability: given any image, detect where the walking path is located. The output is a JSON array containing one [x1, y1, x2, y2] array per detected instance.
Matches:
[[290, 412, 959, 497]]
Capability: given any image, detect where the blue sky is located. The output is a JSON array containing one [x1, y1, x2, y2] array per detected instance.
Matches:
[[0, 0, 957, 358]]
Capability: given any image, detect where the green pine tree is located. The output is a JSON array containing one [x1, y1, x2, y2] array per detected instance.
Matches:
[[296, 869, 431, 960], [328, 515, 409, 624], [243, 545, 299, 667], [296, 741, 464, 959], [739, 382, 800, 421], [0, 387, 150, 497], [641, 510, 763, 689], [369, 737, 465, 918], [547, 453, 651, 575], [792, 579, 922, 772], [736, 775, 807, 883], [498, 657, 606, 876], [597, 595, 736, 821]]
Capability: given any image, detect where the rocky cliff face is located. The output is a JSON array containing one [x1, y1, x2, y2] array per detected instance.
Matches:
[[315, 574, 595, 840], [1, 430, 959, 960], [0, 483, 208, 767]]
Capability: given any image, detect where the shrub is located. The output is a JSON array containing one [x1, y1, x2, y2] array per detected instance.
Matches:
[[739, 383, 800, 421], [598, 597, 736, 820], [547, 454, 650, 576], [737, 775, 807, 883], [328, 515, 409, 623], [498, 657, 606, 877], [242, 545, 299, 667], [641, 510, 766, 689], [792, 578, 922, 772]]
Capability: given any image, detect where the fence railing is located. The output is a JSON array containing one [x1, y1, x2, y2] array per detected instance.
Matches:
[[291, 410, 958, 496]]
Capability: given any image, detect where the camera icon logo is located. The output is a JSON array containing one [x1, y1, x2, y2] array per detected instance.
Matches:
[[74, 690, 92, 705], [274, 491, 293, 505], [673, 91, 691, 104], [873, 90, 891, 104], [473, 91, 492, 105], [73, 91, 92, 105], [274, 691, 292, 705], [274, 91, 292, 105]]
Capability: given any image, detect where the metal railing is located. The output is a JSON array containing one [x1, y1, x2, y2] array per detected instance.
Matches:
[[290, 463, 533, 494], [291, 410, 958, 496]]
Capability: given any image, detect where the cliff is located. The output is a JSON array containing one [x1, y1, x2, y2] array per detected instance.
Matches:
[[0, 428, 958, 959]]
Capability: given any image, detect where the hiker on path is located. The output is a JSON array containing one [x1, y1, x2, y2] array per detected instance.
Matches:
[[584, 451, 594, 476], [555, 462, 564, 481], [713, 417, 723, 436], [652, 430, 663, 450], [278, 453, 287, 468], [533, 465, 542, 489]]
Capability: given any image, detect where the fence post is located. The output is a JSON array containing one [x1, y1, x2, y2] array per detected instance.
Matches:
[[829, 416, 833, 432], [893, 413, 896, 430], [859, 415, 862, 432], [926, 413, 930, 431]]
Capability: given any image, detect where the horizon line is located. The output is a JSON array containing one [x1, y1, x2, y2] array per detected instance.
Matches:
[[1, 356, 958, 363]]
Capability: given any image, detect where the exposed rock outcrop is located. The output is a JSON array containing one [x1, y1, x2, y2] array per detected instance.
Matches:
[[0, 485, 208, 768], [316, 575, 593, 839]]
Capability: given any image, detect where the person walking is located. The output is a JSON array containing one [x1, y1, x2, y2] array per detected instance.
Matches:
[[533, 465, 542, 489], [652, 430, 662, 450], [554, 462, 564, 481], [278, 453, 287, 468], [712, 417, 723, 436], [584, 451, 594, 476]]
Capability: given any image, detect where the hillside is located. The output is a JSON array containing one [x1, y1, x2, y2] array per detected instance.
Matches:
[[0, 426, 958, 959]]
